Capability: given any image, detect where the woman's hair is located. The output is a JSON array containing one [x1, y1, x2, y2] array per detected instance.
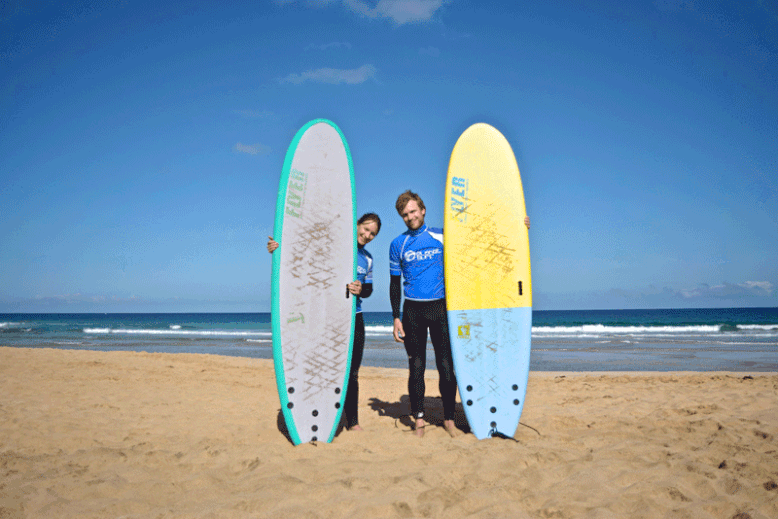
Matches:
[[395, 190, 425, 215], [358, 212, 382, 233]]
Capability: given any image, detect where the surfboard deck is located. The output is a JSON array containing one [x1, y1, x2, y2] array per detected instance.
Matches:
[[444, 123, 532, 440], [271, 119, 356, 445]]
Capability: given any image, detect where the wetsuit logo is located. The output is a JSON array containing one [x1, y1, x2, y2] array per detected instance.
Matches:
[[450, 176, 468, 223], [403, 249, 442, 262], [285, 168, 307, 218], [457, 324, 470, 339]]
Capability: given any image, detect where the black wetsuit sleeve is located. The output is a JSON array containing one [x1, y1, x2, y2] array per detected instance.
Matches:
[[390, 275, 402, 319], [360, 282, 373, 299]]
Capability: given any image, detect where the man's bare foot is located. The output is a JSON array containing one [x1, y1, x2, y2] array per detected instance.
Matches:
[[414, 418, 426, 438], [349, 424, 363, 432], [443, 419, 460, 438]]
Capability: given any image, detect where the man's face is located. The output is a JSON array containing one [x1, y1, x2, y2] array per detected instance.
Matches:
[[401, 200, 426, 231]]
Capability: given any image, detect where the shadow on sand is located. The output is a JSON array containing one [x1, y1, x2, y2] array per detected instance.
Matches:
[[276, 395, 472, 444], [368, 395, 470, 434]]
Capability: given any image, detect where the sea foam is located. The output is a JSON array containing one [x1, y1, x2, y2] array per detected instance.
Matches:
[[737, 324, 778, 331], [532, 324, 722, 334], [83, 328, 271, 337]]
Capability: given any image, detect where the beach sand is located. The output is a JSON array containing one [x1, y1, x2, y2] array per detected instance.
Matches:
[[1, 347, 776, 518]]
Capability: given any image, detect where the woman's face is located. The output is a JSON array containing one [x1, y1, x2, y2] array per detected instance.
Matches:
[[357, 220, 380, 246]]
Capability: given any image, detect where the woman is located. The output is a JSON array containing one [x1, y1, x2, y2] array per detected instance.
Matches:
[[267, 212, 381, 431]]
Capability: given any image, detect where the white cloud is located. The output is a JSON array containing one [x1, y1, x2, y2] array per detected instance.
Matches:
[[344, 0, 446, 25], [679, 281, 774, 299], [419, 45, 440, 57], [25, 293, 141, 305], [278, 64, 377, 85], [742, 281, 774, 292], [234, 142, 271, 155], [278, 0, 446, 25], [602, 280, 775, 308]]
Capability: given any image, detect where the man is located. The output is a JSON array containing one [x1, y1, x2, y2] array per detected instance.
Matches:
[[389, 190, 458, 437], [390, 190, 531, 438]]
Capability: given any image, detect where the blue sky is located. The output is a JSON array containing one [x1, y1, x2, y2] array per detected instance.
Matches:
[[1, 0, 776, 312]]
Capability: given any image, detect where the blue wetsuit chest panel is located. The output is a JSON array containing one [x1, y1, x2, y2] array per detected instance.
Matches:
[[356, 247, 373, 313], [389, 224, 445, 301]]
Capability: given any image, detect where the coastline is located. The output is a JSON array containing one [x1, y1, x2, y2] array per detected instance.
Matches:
[[1, 346, 776, 518], [3, 309, 777, 372]]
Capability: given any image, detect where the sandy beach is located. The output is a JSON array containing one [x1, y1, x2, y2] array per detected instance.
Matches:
[[1, 346, 776, 518]]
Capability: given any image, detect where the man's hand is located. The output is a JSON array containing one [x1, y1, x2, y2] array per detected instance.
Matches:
[[393, 318, 405, 343]]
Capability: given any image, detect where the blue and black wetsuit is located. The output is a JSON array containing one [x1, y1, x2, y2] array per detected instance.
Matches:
[[345, 245, 373, 429], [389, 224, 457, 422]]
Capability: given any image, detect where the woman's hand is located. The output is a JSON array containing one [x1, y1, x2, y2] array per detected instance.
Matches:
[[347, 280, 362, 296]]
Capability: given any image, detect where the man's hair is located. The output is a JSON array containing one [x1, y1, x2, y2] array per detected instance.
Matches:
[[395, 190, 425, 215], [358, 212, 382, 233]]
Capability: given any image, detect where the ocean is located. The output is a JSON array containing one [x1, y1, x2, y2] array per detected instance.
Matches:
[[2, 308, 777, 371]]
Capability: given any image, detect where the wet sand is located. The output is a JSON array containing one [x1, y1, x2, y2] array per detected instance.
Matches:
[[1, 347, 776, 518]]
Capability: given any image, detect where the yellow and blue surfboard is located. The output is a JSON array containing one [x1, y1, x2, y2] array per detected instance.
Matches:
[[444, 123, 531, 440]]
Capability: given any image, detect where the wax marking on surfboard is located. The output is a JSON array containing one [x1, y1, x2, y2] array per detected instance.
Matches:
[[484, 339, 498, 353], [287, 225, 333, 268], [486, 375, 499, 394], [282, 314, 350, 402], [450, 202, 518, 308], [463, 208, 516, 275], [293, 316, 349, 396], [286, 216, 339, 290], [302, 353, 346, 401]]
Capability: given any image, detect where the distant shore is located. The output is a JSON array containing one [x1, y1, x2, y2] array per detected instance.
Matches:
[[1, 346, 776, 518]]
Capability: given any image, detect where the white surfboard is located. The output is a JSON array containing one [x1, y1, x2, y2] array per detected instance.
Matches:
[[271, 119, 356, 445]]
